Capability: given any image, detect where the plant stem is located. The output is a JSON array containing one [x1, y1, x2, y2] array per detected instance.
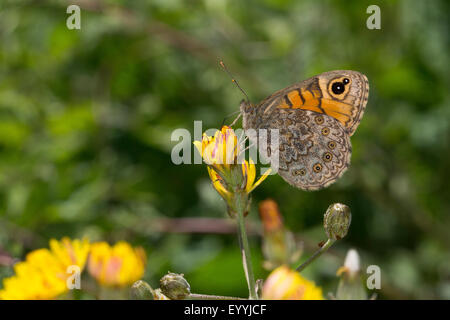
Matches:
[[296, 238, 336, 273], [187, 293, 246, 300], [235, 194, 258, 300]]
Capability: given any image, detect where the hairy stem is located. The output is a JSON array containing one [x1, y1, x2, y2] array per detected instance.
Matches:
[[296, 239, 336, 273], [187, 293, 246, 300], [235, 193, 258, 299]]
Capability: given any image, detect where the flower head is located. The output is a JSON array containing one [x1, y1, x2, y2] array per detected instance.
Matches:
[[194, 126, 271, 216], [88, 241, 146, 287], [49, 237, 90, 267], [335, 249, 367, 300], [337, 248, 360, 278], [194, 126, 240, 171], [0, 237, 90, 300], [0, 256, 67, 300], [262, 265, 323, 300]]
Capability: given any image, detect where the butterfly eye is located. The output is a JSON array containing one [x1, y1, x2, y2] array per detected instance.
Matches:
[[332, 82, 345, 94], [343, 78, 350, 84], [321, 127, 330, 136], [328, 141, 336, 149]]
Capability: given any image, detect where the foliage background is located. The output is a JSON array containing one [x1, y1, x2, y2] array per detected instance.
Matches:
[[0, 0, 448, 299]]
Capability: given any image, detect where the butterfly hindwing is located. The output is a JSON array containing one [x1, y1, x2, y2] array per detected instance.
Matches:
[[259, 109, 351, 190]]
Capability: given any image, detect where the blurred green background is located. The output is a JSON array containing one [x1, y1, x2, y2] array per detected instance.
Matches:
[[0, 0, 449, 299]]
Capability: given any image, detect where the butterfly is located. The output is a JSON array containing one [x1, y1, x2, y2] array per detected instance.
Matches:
[[239, 70, 369, 191]]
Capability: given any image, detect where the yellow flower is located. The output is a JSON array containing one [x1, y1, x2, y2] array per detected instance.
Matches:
[[262, 265, 323, 300], [49, 237, 90, 270], [193, 126, 240, 172], [194, 126, 271, 216], [0, 256, 66, 300], [88, 241, 146, 287], [0, 238, 90, 300]]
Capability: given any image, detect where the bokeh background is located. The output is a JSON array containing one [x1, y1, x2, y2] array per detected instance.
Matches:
[[0, 0, 448, 299]]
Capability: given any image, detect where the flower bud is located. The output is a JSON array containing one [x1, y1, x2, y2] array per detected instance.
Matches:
[[159, 272, 191, 300], [259, 199, 284, 233], [323, 203, 351, 240], [259, 199, 301, 269], [153, 288, 170, 300], [130, 280, 154, 300], [336, 249, 367, 300]]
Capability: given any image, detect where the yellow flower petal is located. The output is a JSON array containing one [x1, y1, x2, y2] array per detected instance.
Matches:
[[262, 265, 323, 300], [0, 238, 90, 300], [88, 241, 146, 287], [194, 126, 240, 168], [49, 237, 90, 271], [207, 166, 231, 199], [242, 160, 255, 192], [193, 140, 203, 156], [247, 164, 271, 193]]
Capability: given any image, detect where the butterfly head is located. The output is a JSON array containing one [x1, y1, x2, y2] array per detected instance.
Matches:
[[240, 99, 256, 130]]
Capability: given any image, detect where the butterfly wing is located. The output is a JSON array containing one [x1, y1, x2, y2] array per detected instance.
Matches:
[[259, 109, 352, 190], [240, 70, 368, 190], [257, 70, 369, 136]]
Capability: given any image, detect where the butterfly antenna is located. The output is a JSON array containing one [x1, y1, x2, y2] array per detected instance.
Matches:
[[219, 60, 250, 103]]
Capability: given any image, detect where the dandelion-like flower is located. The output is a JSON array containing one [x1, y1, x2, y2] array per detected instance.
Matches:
[[194, 126, 271, 216], [194, 125, 271, 299], [49, 237, 91, 271], [262, 265, 323, 300], [0, 237, 90, 300], [88, 241, 146, 287]]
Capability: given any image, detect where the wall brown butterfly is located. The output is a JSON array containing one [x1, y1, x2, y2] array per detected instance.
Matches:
[[240, 70, 369, 190]]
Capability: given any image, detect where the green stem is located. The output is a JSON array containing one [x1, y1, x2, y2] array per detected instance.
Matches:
[[235, 194, 257, 300], [296, 239, 336, 273], [187, 293, 246, 300]]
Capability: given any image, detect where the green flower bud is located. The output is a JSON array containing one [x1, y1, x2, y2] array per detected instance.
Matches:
[[159, 272, 191, 300], [130, 280, 154, 300], [323, 203, 351, 240]]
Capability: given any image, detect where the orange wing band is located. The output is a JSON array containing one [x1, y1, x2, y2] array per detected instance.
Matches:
[[278, 89, 353, 129]]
